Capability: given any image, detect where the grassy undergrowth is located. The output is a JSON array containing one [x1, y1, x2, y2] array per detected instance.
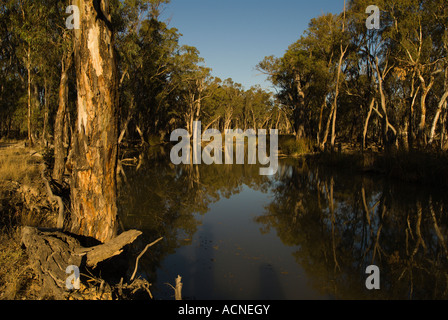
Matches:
[[0, 140, 52, 299], [0, 229, 38, 299], [278, 135, 314, 156], [0, 144, 40, 185]]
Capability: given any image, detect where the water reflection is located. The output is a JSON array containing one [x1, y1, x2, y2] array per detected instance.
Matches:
[[118, 148, 448, 300]]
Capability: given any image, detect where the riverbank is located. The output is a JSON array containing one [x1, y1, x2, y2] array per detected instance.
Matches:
[[274, 134, 448, 187], [308, 148, 448, 188], [0, 140, 59, 299], [0, 140, 160, 300]]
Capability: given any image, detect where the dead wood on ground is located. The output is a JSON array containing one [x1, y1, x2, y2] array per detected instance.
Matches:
[[20, 226, 156, 300]]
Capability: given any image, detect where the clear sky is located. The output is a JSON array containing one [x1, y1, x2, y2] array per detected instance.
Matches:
[[160, 0, 345, 92]]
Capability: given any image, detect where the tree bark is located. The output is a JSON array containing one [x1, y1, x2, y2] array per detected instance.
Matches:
[[428, 68, 448, 145], [68, 0, 119, 243], [417, 77, 434, 146], [429, 90, 448, 146], [317, 97, 326, 146], [416, 66, 438, 147], [321, 103, 334, 150], [330, 44, 346, 149], [329, 3, 348, 150], [27, 47, 33, 147], [374, 56, 397, 149], [53, 45, 73, 183]]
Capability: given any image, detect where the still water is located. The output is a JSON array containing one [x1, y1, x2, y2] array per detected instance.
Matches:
[[118, 148, 448, 300]]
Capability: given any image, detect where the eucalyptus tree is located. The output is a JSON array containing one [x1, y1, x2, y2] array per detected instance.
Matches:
[[257, 13, 345, 147], [381, 0, 448, 148], [169, 45, 212, 136], [68, 0, 120, 242], [0, 2, 25, 137], [7, 0, 56, 146], [116, 0, 181, 142], [260, 0, 448, 152]]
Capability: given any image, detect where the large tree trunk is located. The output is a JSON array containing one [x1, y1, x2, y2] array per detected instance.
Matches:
[[68, 0, 119, 243], [53, 46, 73, 183]]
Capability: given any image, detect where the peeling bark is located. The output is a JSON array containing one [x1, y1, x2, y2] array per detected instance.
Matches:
[[68, 0, 119, 243]]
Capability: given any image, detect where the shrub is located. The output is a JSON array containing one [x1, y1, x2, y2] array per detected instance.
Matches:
[[279, 136, 312, 155]]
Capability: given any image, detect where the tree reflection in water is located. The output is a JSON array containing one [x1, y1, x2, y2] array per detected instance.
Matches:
[[118, 147, 448, 299], [258, 159, 448, 299]]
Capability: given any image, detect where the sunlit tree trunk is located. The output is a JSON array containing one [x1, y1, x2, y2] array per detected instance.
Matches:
[[416, 68, 435, 147], [428, 69, 448, 146], [68, 0, 119, 242]]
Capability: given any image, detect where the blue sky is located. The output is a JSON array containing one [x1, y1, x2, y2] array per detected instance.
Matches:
[[160, 0, 345, 92]]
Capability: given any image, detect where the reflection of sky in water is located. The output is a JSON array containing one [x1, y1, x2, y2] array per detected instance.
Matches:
[[153, 184, 327, 300]]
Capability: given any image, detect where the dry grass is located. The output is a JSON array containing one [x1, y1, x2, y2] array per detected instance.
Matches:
[[0, 141, 54, 299], [0, 146, 40, 186], [0, 228, 39, 300]]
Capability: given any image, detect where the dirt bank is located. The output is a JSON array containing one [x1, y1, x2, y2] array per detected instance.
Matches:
[[0, 140, 60, 299]]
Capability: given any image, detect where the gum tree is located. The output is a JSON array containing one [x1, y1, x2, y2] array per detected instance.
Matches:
[[68, 0, 119, 242]]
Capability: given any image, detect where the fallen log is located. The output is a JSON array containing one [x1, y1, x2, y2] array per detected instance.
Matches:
[[75, 229, 142, 268], [21, 226, 144, 299]]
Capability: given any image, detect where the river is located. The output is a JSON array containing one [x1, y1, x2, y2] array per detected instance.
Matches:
[[118, 147, 448, 300]]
